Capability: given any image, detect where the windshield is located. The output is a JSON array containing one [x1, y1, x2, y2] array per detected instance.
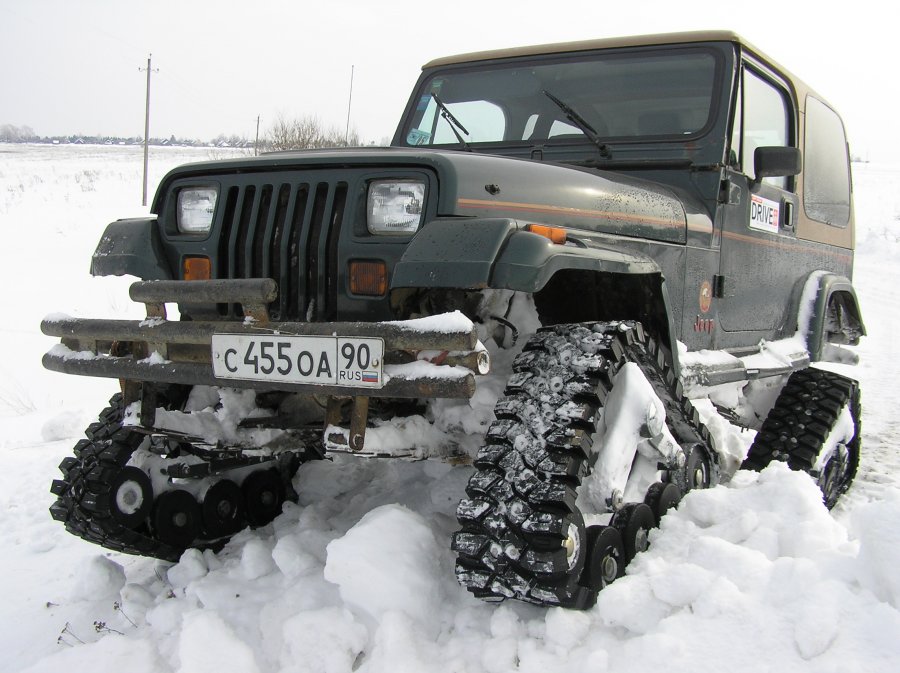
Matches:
[[401, 47, 722, 149]]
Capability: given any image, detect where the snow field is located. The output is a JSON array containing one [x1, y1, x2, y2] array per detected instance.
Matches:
[[0, 146, 899, 672]]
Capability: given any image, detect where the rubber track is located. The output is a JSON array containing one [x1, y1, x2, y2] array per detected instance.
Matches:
[[452, 321, 714, 608], [49, 393, 300, 561], [742, 367, 861, 507]]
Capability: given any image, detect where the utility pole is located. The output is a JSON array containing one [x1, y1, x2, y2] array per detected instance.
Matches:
[[345, 65, 354, 145], [139, 54, 158, 206], [255, 115, 260, 156]]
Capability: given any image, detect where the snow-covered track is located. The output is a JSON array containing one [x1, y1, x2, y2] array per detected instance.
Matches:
[[453, 321, 716, 608], [48, 393, 303, 561]]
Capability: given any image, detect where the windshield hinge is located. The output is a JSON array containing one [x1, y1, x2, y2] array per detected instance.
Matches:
[[718, 177, 741, 205]]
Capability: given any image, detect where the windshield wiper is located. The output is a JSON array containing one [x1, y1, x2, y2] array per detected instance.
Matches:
[[431, 93, 472, 152], [542, 89, 612, 159]]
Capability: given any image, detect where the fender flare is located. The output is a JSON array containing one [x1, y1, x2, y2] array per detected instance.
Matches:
[[391, 218, 660, 292], [802, 271, 866, 361], [91, 218, 173, 280], [391, 217, 680, 371]]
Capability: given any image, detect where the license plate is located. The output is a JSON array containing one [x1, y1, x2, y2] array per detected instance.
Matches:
[[211, 334, 384, 388]]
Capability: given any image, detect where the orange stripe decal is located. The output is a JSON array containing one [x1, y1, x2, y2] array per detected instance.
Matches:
[[721, 229, 853, 262], [457, 197, 684, 229]]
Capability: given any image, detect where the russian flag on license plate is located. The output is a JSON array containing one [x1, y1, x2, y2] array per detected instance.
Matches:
[[362, 371, 379, 383]]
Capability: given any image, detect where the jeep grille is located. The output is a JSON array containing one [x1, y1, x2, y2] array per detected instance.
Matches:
[[216, 177, 348, 321]]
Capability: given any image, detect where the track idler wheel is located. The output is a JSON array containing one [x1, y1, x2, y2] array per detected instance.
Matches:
[[109, 466, 153, 528], [153, 489, 202, 548], [582, 525, 625, 591], [611, 502, 655, 564], [242, 470, 285, 527], [644, 481, 681, 525], [682, 443, 712, 492], [818, 443, 853, 509], [202, 480, 245, 537]]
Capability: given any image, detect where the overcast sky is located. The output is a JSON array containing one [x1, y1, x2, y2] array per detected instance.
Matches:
[[0, 0, 893, 160]]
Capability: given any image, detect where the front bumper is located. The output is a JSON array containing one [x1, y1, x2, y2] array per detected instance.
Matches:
[[42, 279, 489, 400]]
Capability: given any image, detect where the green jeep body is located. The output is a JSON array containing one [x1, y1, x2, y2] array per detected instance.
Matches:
[[43, 31, 865, 608]]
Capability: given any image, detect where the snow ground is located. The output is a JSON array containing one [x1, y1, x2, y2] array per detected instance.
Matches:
[[0, 144, 898, 672]]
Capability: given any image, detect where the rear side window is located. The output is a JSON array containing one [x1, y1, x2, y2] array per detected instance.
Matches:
[[803, 97, 851, 226]]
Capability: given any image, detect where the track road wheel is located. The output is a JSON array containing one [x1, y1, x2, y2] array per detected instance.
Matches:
[[742, 368, 861, 509], [611, 502, 655, 564], [109, 466, 154, 528], [644, 481, 681, 525], [242, 470, 285, 526], [202, 480, 245, 537], [581, 525, 625, 593], [153, 490, 202, 548]]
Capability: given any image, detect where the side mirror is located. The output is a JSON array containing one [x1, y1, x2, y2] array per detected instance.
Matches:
[[753, 146, 802, 185]]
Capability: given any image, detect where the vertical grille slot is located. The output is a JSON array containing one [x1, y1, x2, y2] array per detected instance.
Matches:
[[217, 186, 240, 279], [324, 183, 348, 320], [250, 185, 274, 278], [285, 184, 312, 319], [267, 184, 293, 321], [216, 186, 240, 317], [233, 185, 258, 279], [306, 183, 332, 320]]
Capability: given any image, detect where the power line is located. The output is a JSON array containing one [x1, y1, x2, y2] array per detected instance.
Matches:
[[345, 65, 354, 144], [139, 54, 159, 207]]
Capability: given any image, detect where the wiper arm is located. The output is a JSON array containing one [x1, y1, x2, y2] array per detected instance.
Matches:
[[431, 93, 472, 152], [542, 89, 611, 159]]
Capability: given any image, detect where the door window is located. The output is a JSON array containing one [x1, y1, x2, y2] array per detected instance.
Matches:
[[738, 68, 792, 189]]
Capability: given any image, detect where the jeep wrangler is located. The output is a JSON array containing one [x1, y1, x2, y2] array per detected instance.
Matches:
[[43, 31, 864, 609]]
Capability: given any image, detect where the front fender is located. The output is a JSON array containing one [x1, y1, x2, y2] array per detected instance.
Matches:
[[91, 218, 173, 280], [391, 218, 660, 292], [491, 227, 660, 292], [391, 218, 513, 289]]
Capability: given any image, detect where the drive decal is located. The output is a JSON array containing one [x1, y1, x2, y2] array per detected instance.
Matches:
[[749, 194, 780, 234]]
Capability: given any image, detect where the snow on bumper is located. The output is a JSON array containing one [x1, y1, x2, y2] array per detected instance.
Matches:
[[41, 281, 489, 400]]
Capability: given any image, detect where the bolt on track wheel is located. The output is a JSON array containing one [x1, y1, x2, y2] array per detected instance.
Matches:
[[611, 502, 655, 565], [644, 481, 682, 525], [242, 469, 285, 527], [109, 466, 153, 528], [202, 479, 245, 537], [582, 525, 625, 591], [153, 489, 201, 549]]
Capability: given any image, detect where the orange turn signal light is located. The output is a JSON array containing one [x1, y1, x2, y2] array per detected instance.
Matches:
[[526, 224, 567, 245], [349, 260, 387, 296], [183, 256, 211, 281]]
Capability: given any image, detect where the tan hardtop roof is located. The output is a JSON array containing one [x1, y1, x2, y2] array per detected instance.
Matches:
[[426, 30, 764, 69], [422, 29, 820, 105]]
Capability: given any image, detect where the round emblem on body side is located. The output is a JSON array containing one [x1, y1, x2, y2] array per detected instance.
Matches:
[[699, 280, 712, 314]]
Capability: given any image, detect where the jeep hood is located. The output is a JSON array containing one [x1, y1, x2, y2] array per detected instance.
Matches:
[[155, 147, 702, 244], [434, 152, 693, 244]]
